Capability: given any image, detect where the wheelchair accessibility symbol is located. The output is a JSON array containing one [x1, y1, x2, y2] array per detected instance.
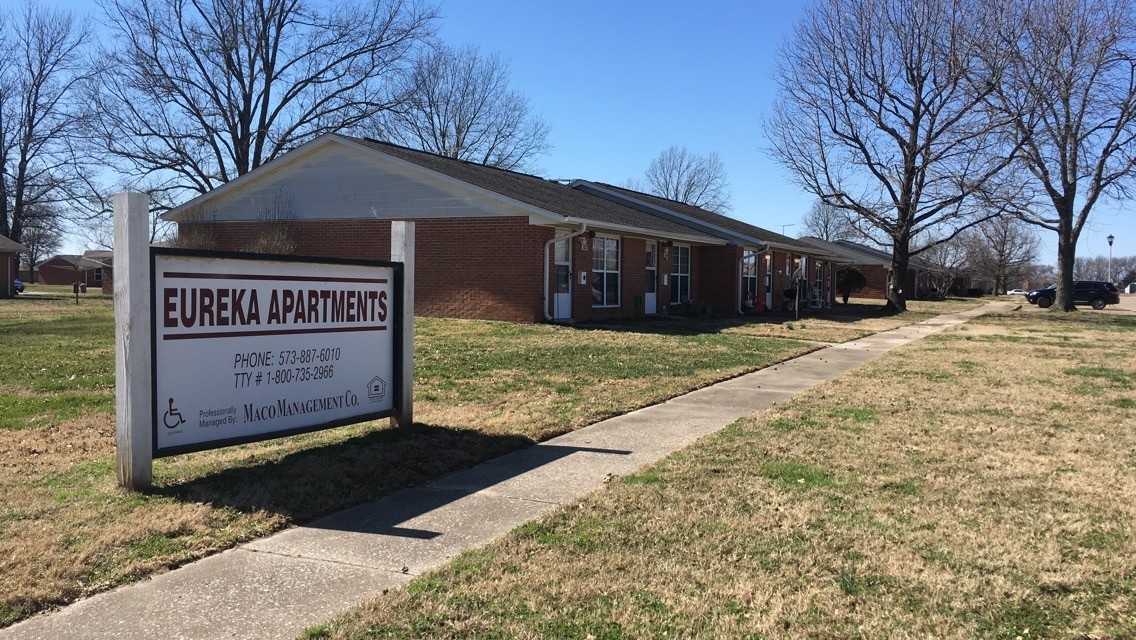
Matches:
[[163, 398, 186, 429]]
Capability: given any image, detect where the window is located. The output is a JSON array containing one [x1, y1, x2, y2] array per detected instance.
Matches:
[[592, 236, 619, 307], [93, 268, 103, 283], [645, 242, 657, 294], [554, 239, 570, 294], [671, 245, 690, 304], [742, 250, 758, 304]]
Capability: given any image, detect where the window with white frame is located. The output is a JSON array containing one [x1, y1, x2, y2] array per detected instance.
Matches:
[[742, 250, 758, 304], [671, 245, 690, 304], [591, 236, 620, 307], [93, 268, 103, 283]]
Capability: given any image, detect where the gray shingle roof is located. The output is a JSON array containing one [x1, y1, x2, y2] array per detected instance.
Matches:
[[37, 254, 104, 270], [834, 239, 939, 272], [0, 235, 29, 253], [347, 137, 720, 241], [570, 182, 839, 257]]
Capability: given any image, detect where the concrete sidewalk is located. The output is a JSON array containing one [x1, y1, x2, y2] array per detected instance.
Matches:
[[2, 302, 1010, 640]]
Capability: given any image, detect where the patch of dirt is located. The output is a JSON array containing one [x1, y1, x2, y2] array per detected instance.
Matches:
[[0, 416, 115, 477]]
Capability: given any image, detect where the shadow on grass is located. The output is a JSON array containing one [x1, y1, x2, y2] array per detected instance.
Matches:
[[573, 301, 916, 337], [151, 422, 543, 526]]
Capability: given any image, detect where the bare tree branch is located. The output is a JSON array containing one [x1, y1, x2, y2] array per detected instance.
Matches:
[[88, 0, 437, 216], [765, 0, 1014, 311], [801, 199, 855, 241], [0, 2, 93, 246], [376, 43, 551, 171], [643, 146, 732, 213], [983, 0, 1136, 310]]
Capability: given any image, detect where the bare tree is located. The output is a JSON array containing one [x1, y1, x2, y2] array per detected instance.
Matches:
[[968, 215, 1040, 293], [801, 199, 854, 241], [378, 44, 551, 171], [619, 177, 649, 193], [1073, 255, 1110, 280], [0, 3, 91, 247], [917, 232, 975, 297], [983, 0, 1136, 311], [1114, 256, 1136, 287], [18, 216, 62, 278], [644, 146, 732, 213], [89, 0, 436, 211], [766, 0, 1012, 311]]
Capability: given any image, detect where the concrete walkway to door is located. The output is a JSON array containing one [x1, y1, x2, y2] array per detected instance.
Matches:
[[0, 302, 1014, 640]]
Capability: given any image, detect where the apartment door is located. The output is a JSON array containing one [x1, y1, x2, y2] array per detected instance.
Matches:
[[553, 239, 572, 320], [645, 241, 658, 314]]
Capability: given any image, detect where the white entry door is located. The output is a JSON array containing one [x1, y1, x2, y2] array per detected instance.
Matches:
[[645, 241, 658, 314], [553, 239, 572, 320]]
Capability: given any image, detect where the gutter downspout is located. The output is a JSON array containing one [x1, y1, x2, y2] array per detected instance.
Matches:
[[543, 224, 588, 322], [736, 249, 746, 315]]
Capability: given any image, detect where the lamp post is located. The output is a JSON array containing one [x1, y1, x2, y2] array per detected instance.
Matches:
[[1107, 234, 1115, 283]]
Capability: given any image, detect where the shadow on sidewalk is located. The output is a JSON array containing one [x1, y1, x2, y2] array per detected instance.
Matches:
[[151, 422, 540, 525], [152, 422, 629, 538], [302, 443, 631, 539]]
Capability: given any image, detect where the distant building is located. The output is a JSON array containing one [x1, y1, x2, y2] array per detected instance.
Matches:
[[36, 254, 107, 288], [797, 237, 941, 299]]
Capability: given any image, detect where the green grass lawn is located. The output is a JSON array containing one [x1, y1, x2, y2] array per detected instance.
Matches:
[[0, 293, 981, 627], [313, 308, 1136, 639]]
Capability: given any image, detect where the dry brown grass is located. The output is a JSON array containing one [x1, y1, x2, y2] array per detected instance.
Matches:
[[2, 294, 834, 626], [317, 309, 1136, 639]]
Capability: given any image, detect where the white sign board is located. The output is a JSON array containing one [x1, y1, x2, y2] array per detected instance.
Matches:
[[151, 249, 401, 456]]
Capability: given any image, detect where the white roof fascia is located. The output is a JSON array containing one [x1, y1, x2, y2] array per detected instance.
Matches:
[[762, 240, 843, 261], [798, 237, 888, 266], [562, 217, 726, 246], [572, 181, 843, 263], [569, 180, 766, 246]]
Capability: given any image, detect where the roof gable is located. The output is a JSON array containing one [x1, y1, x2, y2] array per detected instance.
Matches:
[[163, 134, 722, 244]]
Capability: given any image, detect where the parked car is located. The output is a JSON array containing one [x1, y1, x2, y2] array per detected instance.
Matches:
[[1007, 288, 1027, 295], [1026, 281, 1119, 309], [12, 278, 24, 294]]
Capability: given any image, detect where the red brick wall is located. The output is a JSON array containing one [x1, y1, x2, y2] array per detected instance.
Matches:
[[857, 265, 889, 299], [36, 259, 101, 287], [182, 217, 552, 323], [694, 245, 742, 314]]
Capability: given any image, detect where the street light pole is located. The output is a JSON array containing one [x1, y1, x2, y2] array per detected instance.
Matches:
[[1107, 234, 1115, 283]]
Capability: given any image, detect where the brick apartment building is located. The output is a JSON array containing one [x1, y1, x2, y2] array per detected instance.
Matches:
[[164, 134, 841, 323], [798, 236, 942, 300]]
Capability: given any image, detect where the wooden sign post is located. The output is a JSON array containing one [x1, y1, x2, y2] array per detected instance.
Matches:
[[114, 192, 154, 490]]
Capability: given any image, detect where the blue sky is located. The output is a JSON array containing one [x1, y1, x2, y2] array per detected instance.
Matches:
[[54, 0, 1131, 264], [431, 0, 1130, 265], [433, 0, 811, 233]]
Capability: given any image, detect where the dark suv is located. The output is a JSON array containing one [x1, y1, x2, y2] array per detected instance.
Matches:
[[1026, 281, 1120, 310]]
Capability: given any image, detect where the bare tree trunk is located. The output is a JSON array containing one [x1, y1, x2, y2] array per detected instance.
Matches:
[[888, 241, 910, 312], [1055, 221, 1078, 312]]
